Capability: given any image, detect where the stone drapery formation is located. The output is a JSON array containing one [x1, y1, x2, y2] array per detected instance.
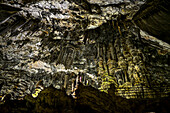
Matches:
[[0, 0, 169, 103]]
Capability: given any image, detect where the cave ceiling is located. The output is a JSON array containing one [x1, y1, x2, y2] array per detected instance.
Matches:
[[0, 0, 169, 100]]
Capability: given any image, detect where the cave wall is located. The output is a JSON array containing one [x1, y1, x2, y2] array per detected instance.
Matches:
[[133, 0, 170, 43], [0, 0, 169, 101]]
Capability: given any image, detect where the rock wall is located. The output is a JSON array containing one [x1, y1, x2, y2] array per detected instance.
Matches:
[[0, 84, 170, 113], [133, 0, 170, 43], [0, 0, 169, 101]]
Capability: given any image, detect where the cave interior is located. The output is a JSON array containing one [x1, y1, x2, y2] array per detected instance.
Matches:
[[0, 0, 170, 113]]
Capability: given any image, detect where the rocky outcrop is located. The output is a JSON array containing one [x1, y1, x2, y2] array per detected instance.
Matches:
[[0, 83, 170, 113], [133, 0, 170, 43]]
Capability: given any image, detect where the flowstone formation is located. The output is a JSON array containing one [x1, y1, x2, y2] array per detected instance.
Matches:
[[0, 0, 169, 105], [0, 83, 170, 113]]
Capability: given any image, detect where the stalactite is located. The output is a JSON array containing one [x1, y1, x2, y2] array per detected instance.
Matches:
[[0, 0, 169, 101]]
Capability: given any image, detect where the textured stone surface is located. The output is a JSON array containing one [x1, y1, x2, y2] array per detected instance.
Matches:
[[0, 84, 170, 113], [133, 0, 170, 43], [0, 0, 169, 103]]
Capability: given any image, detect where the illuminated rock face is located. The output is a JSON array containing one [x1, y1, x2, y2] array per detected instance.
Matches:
[[0, 84, 170, 113], [0, 0, 169, 100]]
